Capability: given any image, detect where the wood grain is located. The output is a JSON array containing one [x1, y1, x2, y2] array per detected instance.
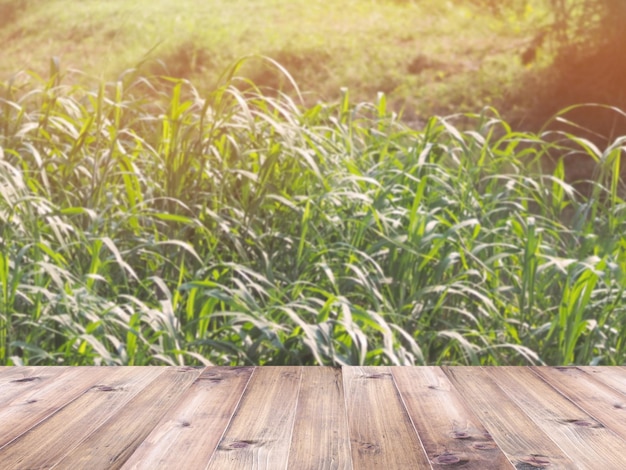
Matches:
[[287, 367, 352, 470], [207, 366, 302, 470], [53, 366, 201, 469], [0, 366, 70, 408], [583, 366, 626, 395], [0, 366, 114, 448], [343, 366, 431, 469], [0, 366, 625, 469], [121, 366, 253, 470], [531, 366, 626, 441], [0, 366, 164, 469], [392, 366, 513, 468], [485, 366, 626, 469], [444, 366, 576, 469]]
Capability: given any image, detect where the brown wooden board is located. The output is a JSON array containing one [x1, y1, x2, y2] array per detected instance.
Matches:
[[583, 366, 626, 395], [121, 366, 254, 470], [485, 366, 626, 468], [287, 366, 352, 470], [0, 366, 71, 408], [444, 366, 576, 469], [207, 366, 303, 470], [0, 366, 57, 382], [531, 366, 626, 442], [343, 366, 431, 469], [392, 366, 513, 468], [0, 366, 164, 469], [0, 366, 115, 448], [53, 367, 202, 469], [1, 366, 625, 469]]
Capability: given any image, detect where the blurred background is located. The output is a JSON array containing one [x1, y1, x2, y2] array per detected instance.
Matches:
[[1, 0, 625, 143]]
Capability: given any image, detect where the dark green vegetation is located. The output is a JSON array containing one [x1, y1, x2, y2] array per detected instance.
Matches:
[[1, 62, 625, 366]]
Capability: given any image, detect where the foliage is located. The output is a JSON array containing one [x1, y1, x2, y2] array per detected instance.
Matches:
[[472, 0, 625, 54], [1, 62, 625, 367]]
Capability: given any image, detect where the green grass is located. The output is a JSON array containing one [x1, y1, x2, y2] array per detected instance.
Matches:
[[1, 61, 625, 366], [0, 0, 554, 123]]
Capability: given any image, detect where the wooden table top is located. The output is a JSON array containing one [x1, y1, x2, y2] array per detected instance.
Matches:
[[1, 366, 625, 469]]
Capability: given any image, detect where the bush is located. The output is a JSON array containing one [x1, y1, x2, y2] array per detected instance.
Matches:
[[1, 62, 625, 367]]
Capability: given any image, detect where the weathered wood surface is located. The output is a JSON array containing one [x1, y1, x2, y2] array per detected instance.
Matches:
[[343, 367, 431, 468], [0, 366, 625, 469]]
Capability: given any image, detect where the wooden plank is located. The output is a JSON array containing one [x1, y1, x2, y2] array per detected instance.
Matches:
[[444, 367, 576, 469], [0, 366, 116, 448], [484, 367, 626, 469], [583, 366, 626, 395], [206, 367, 302, 470], [0, 366, 71, 407], [531, 366, 626, 442], [343, 367, 431, 469], [0, 366, 50, 381], [52, 366, 202, 469], [287, 367, 352, 470], [392, 366, 513, 468], [0, 366, 164, 469], [121, 367, 254, 470]]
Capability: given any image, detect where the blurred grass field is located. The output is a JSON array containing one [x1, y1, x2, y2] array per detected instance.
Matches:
[[1, 0, 554, 123]]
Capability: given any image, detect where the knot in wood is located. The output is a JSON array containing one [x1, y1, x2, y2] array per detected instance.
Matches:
[[11, 377, 40, 383], [472, 441, 497, 450], [519, 455, 551, 468], [226, 440, 256, 449], [432, 452, 461, 465], [357, 442, 381, 454]]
